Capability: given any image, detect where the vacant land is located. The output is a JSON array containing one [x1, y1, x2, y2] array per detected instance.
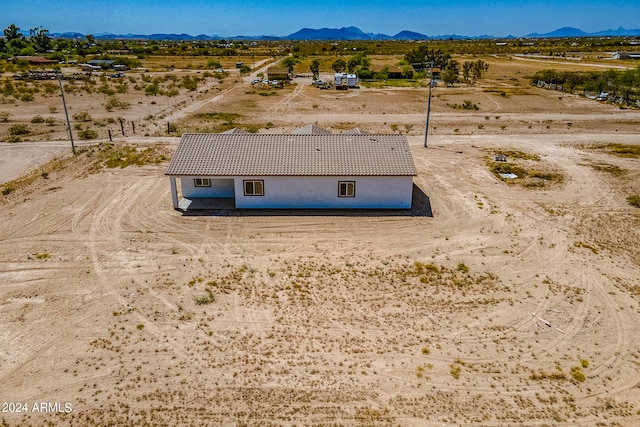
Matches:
[[1, 54, 640, 426]]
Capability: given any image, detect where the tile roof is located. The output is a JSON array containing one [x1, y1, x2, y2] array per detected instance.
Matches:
[[292, 124, 332, 135], [166, 133, 417, 177], [343, 128, 373, 135]]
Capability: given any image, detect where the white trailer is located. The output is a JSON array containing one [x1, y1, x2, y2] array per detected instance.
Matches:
[[334, 73, 347, 90], [347, 73, 358, 88]]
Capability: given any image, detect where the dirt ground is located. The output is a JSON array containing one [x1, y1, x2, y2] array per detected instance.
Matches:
[[1, 55, 640, 426]]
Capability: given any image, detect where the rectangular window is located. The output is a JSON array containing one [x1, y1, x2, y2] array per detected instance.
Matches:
[[244, 180, 264, 196], [194, 178, 211, 187], [338, 181, 355, 197]]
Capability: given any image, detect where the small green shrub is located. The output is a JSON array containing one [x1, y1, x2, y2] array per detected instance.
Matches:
[[78, 129, 98, 140], [72, 111, 92, 122], [30, 115, 45, 123], [105, 96, 130, 112], [9, 124, 30, 135], [450, 364, 461, 379], [628, 194, 640, 208], [457, 262, 469, 273], [570, 366, 586, 382], [194, 288, 215, 305]]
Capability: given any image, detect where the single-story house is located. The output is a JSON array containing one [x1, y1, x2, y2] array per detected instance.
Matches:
[[370, 64, 405, 79], [166, 133, 417, 210], [267, 67, 289, 81], [10, 56, 58, 65]]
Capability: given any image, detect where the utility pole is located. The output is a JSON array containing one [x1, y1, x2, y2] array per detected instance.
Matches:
[[58, 73, 76, 155], [424, 60, 434, 148]]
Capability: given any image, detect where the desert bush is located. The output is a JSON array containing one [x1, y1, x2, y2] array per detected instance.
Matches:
[[206, 59, 222, 69], [145, 83, 159, 96], [30, 115, 45, 123], [72, 111, 92, 122], [19, 93, 34, 102], [42, 82, 57, 95], [194, 288, 215, 305], [457, 262, 469, 273], [0, 111, 12, 122], [9, 124, 30, 135], [99, 84, 115, 96], [627, 194, 640, 208], [450, 364, 461, 379], [570, 366, 586, 382], [78, 128, 98, 140], [45, 117, 56, 126], [182, 76, 198, 91], [104, 96, 130, 112]]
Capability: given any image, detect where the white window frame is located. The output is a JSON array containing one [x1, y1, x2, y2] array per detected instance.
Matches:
[[243, 180, 264, 196], [194, 178, 211, 187], [338, 181, 355, 197]]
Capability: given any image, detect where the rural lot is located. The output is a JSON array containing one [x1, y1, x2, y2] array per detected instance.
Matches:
[[1, 52, 640, 426]]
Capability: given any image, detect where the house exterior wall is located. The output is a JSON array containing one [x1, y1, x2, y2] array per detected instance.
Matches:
[[233, 176, 413, 209], [181, 177, 234, 198]]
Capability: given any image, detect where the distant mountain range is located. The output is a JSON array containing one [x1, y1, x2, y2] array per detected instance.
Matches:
[[49, 26, 640, 41]]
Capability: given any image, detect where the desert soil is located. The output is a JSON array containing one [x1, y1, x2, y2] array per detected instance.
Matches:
[[1, 56, 640, 426]]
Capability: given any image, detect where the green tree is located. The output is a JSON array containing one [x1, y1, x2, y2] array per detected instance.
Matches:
[[441, 68, 457, 86], [331, 59, 346, 73], [29, 27, 51, 53], [471, 60, 488, 81], [4, 24, 21, 41], [375, 66, 389, 81], [280, 56, 298, 74], [347, 53, 370, 73], [401, 64, 414, 79], [310, 59, 320, 80], [206, 58, 222, 69], [404, 44, 451, 69]]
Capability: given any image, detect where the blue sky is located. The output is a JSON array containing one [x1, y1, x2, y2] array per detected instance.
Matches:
[[3, 0, 639, 37]]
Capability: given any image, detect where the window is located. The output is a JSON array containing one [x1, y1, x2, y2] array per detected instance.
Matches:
[[194, 178, 211, 187], [338, 181, 355, 197], [244, 180, 264, 196]]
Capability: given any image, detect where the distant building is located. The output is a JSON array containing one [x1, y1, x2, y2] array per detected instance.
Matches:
[[267, 67, 289, 81], [10, 56, 58, 65], [613, 52, 640, 60], [87, 59, 116, 68]]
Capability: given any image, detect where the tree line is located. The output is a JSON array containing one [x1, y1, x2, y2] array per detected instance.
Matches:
[[530, 66, 640, 101], [290, 44, 489, 84], [1, 24, 52, 57]]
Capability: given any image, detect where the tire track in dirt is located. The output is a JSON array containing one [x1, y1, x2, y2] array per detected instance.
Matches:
[[84, 176, 188, 358], [259, 81, 306, 121]]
